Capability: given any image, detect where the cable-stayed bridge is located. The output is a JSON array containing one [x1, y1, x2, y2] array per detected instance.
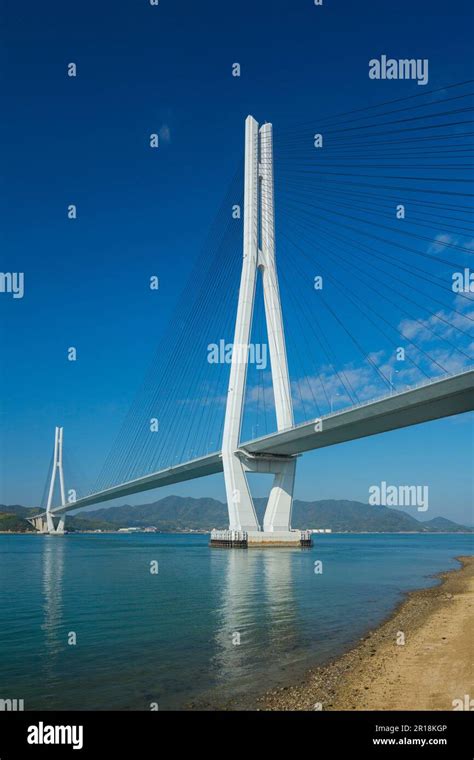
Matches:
[[30, 84, 474, 543]]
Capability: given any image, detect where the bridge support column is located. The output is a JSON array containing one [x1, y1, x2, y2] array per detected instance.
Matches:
[[43, 426, 67, 535], [219, 115, 311, 548], [29, 515, 49, 533]]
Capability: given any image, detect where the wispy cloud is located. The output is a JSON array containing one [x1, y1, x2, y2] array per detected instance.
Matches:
[[428, 233, 457, 254], [158, 123, 171, 144], [428, 234, 474, 254]]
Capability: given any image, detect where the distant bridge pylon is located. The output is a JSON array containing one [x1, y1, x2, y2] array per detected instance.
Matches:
[[29, 426, 66, 535]]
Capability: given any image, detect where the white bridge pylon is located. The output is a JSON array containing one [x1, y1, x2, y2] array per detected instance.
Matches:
[[221, 115, 301, 545], [31, 426, 67, 534]]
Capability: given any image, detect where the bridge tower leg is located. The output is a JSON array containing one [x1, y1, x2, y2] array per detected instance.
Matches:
[[44, 426, 66, 535], [219, 116, 308, 548]]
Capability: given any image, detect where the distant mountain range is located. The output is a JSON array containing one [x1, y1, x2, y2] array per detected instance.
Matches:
[[0, 497, 471, 533]]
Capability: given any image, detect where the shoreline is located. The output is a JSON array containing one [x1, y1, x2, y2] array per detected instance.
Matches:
[[1, 530, 472, 535], [257, 555, 474, 711]]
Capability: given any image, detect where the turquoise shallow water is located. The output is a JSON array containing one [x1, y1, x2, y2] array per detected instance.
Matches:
[[0, 532, 472, 710]]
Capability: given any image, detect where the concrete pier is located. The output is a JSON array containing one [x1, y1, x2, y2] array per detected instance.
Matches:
[[210, 529, 312, 548]]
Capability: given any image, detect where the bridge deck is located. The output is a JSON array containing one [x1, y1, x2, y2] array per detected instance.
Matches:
[[48, 369, 474, 517]]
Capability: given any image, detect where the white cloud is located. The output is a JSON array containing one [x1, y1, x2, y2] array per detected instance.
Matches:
[[428, 233, 457, 254]]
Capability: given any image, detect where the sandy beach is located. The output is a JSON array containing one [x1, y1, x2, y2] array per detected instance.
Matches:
[[259, 555, 473, 711]]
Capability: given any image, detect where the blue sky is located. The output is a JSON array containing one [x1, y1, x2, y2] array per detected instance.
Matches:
[[0, 0, 473, 524]]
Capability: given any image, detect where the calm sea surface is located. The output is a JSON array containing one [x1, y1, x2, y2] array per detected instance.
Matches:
[[0, 533, 472, 710]]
